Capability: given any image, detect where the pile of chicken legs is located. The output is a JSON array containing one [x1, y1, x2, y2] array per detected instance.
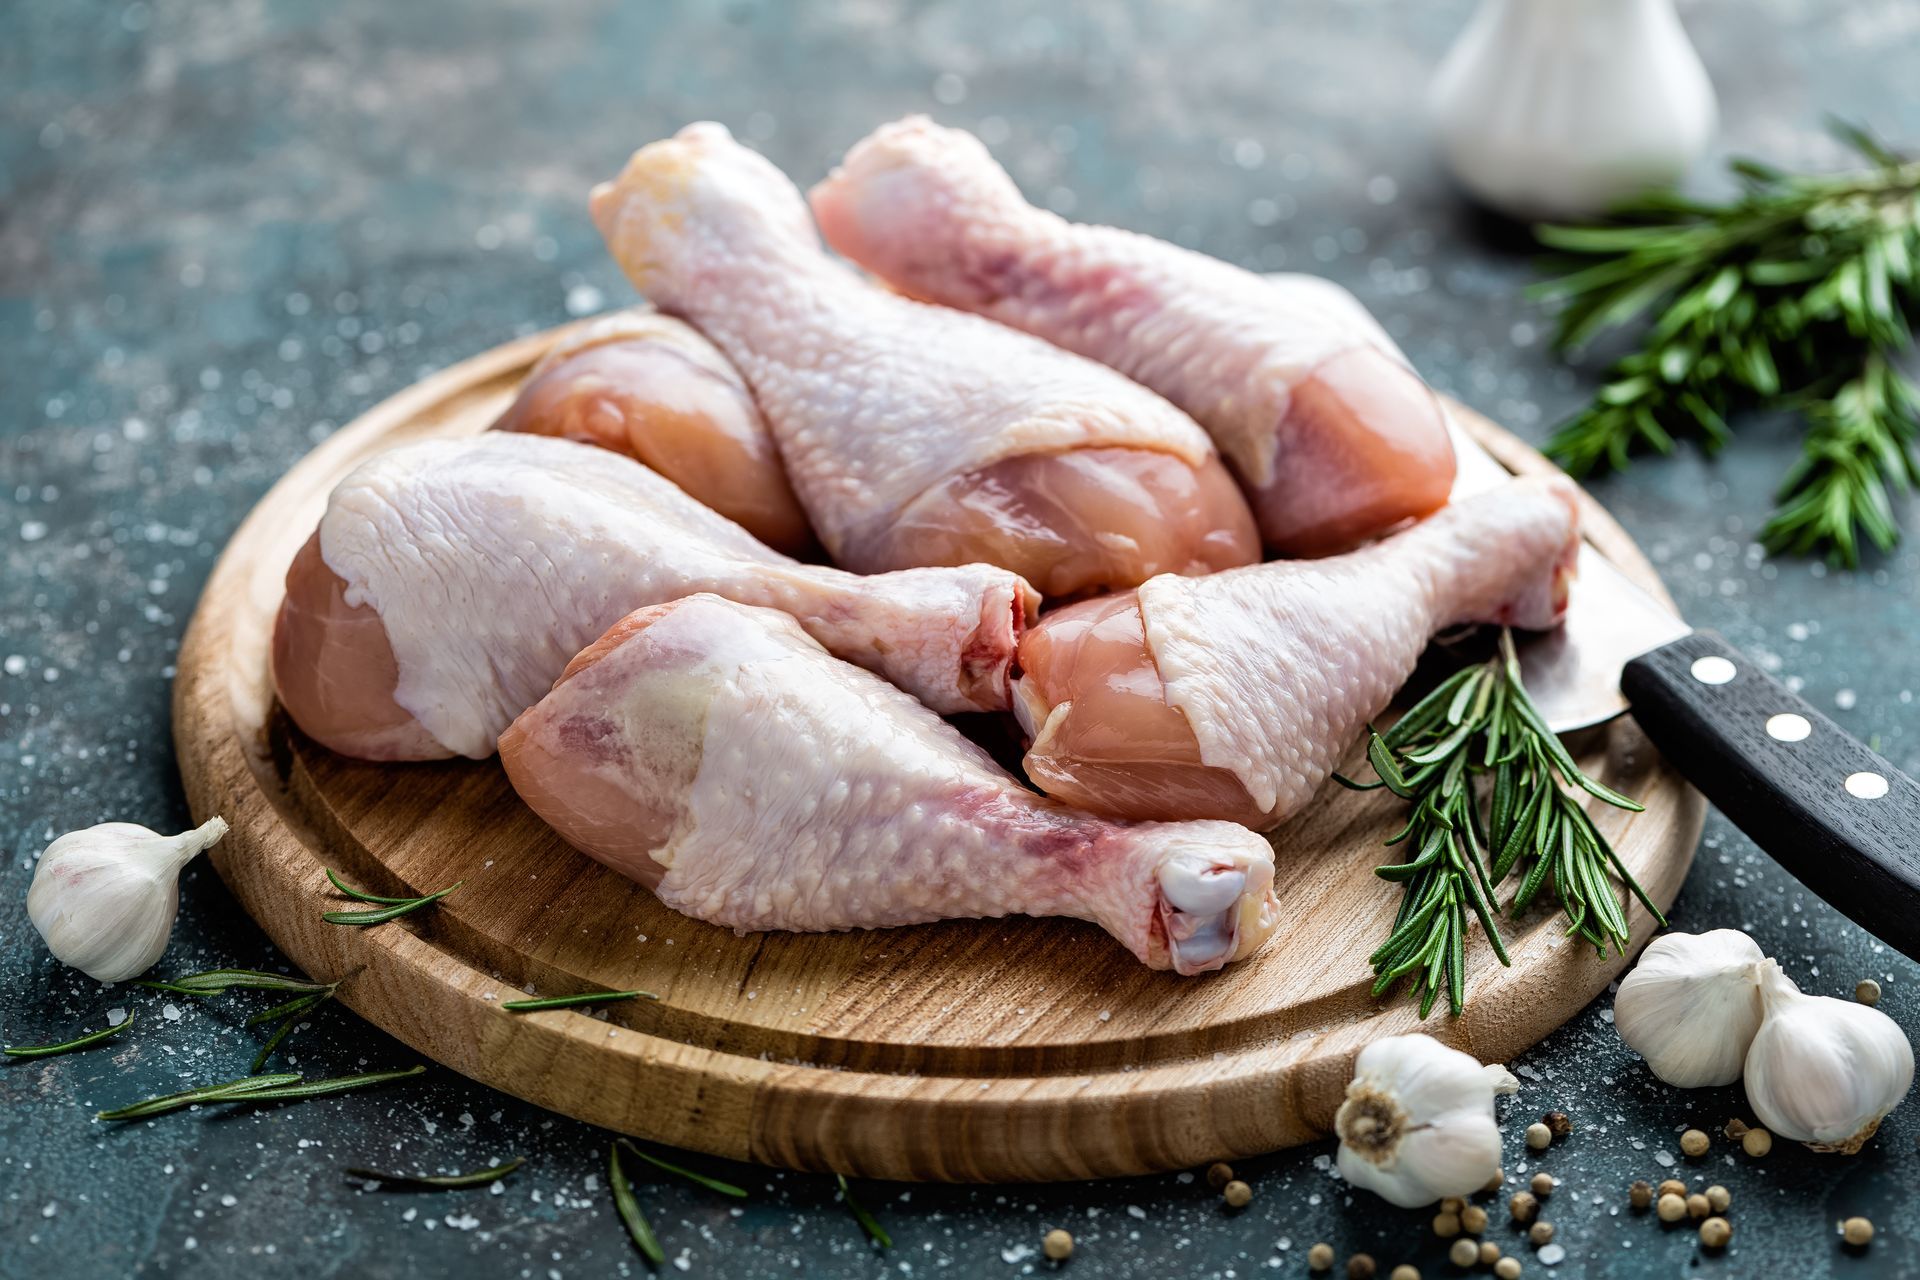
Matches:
[[273, 118, 1581, 976]]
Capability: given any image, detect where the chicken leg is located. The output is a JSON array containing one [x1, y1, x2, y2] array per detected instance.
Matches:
[[499, 594, 1282, 975], [810, 116, 1458, 555], [588, 122, 1259, 598], [1013, 478, 1582, 827], [273, 433, 1036, 760]]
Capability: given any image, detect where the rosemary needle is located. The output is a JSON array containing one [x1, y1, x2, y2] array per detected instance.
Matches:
[[232, 1065, 426, 1103], [617, 1139, 748, 1198], [5, 1011, 135, 1059], [98, 1072, 302, 1121], [609, 1142, 666, 1264], [322, 881, 461, 926], [837, 1173, 892, 1249], [326, 868, 424, 905], [96, 1066, 424, 1120], [346, 1157, 525, 1190], [502, 989, 659, 1012], [138, 968, 333, 996], [249, 988, 338, 1075]]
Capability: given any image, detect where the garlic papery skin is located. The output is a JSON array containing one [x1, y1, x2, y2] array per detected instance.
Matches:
[[1428, 0, 1717, 220], [1335, 1034, 1504, 1209], [1743, 959, 1914, 1154], [1613, 929, 1766, 1087], [26, 817, 228, 982]]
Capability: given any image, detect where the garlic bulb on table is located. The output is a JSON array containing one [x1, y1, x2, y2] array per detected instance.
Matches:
[[26, 817, 228, 982], [1613, 929, 1766, 1087], [1429, 0, 1718, 220], [1744, 960, 1914, 1154], [1335, 1034, 1506, 1208]]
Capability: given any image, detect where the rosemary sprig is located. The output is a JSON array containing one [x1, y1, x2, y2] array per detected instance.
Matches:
[[322, 874, 462, 926], [617, 1139, 748, 1198], [138, 968, 333, 996], [346, 1157, 524, 1190], [1339, 632, 1663, 1016], [140, 965, 338, 1073], [96, 1066, 424, 1121], [1532, 120, 1920, 565], [836, 1173, 892, 1249], [97, 1072, 303, 1121], [502, 989, 659, 1013], [249, 987, 338, 1074], [5, 1011, 135, 1059], [608, 1142, 666, 1264]]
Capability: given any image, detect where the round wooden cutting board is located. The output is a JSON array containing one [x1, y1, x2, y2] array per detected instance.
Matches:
[[173, 323, 1704, 1183]]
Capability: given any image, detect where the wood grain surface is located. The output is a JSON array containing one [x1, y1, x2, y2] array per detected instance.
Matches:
[[171, 323, 1704, 1183]]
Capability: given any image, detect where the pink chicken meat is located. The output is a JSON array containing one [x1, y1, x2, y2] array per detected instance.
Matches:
[[492, 307, 814, 555], [273, 433, 1035, 761], [588, 122, 1259, 598], [498, 594, 1282, 975], [810, 116, 1458, 555], [1013, 478, 1582, 827]]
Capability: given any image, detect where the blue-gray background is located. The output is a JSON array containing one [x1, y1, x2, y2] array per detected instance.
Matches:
[[5, 2, 1920, 1277]]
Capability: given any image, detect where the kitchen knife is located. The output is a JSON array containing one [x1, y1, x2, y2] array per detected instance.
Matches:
[[1452, 423, 1920, 957]]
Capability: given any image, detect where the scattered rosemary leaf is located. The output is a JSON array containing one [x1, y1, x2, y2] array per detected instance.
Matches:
[[244, 989, 332, 1028], [98, 1072, 303, 1121], [609, 1142, 666, 1264], [234, 1065, 426, 1103], [249, 988, 337, 1075], [322, 881, 461, 926], [346, 1157, 525, 1190], [97, 1066, 424, 1121], [5, 1011, 135, 1059], [326, 868, 424, 905], [137, 968, 332, 996], [837, 1172, 892, 1249], [502, 989, 658, 1013], [617, 1139, 748, 1198]]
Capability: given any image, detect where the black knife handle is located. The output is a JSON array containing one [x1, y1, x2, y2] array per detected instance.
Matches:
[[1622, 630, 1920, 958]]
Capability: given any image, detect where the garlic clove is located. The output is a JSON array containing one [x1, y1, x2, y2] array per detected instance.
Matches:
[[1335, 1034, 1505, 1208], [1613, 929, 1766, 1088], [26, 817, 228, 983], [1743, 959, 1914, 1154]]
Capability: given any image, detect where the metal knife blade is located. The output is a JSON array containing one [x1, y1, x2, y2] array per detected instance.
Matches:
[[1445, 419, 1691, 733]]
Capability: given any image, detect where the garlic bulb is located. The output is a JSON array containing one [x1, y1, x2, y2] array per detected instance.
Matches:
[[1744, 960, 1914, 1153], [1613, 929, 1766, 1087], [26, 817, 228, 982], [1335, 1034, 1505, 1208], [1428, 0, 1717, 220]]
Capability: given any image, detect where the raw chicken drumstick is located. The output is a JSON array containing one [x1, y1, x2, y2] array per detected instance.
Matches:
[[589, 122, 1259, 598], [1013, 477, 1582, 827], [499, 594, 1282, 975], [273, 433, 1036, 761], [810, 116, 1458, 555], [492, 308, 814, 554]]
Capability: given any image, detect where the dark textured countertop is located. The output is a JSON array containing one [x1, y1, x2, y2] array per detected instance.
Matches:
[[6, 2, 1920, 1277]]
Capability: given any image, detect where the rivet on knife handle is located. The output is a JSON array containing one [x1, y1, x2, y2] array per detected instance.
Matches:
[[1620, 630, 1920, 959]]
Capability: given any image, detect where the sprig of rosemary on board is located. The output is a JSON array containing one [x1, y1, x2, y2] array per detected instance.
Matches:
[[502, 989, 659, 1012], [4, 1010, 135, 1059], [322, 868, 462, 925], [1531, 119, 1920, 565], [1337, 632, 1664, 1017]]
